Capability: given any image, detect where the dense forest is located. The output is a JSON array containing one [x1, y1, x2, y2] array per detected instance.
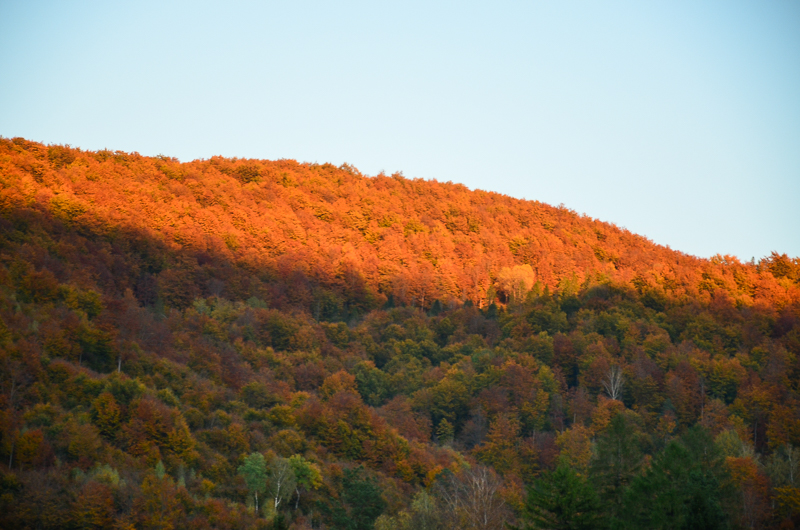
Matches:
[[1, 136, 799, 529]]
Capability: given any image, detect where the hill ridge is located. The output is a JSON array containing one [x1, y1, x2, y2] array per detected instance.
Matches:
[[4, 137, 793, 315]]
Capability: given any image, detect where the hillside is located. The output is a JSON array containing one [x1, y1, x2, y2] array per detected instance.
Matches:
[[5, 137, 793, 313], [1, 136, 799, 529]]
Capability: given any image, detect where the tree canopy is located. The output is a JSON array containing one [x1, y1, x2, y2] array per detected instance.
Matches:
[[0, 137, 798, 528]]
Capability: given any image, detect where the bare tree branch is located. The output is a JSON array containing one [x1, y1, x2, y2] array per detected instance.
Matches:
[[602, 365, 625, 401]]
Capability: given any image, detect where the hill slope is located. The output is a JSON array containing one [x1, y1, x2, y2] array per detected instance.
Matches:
[[2, 138, 797, 312], [1, 137, 799, 529]]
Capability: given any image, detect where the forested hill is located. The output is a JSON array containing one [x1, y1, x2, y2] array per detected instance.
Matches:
[[1, 136, 800, 529], [4, 137, 794, 313]]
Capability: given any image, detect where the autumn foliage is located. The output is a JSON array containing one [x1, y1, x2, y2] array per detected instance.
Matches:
[[0, 137, 799, 528]]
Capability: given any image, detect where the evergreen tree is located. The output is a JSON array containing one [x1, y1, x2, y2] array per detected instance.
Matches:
[[620, 427, 731, 529], [590, 412, 644, 521], [429, 299, 443, 316], [320, 467, 386, 530], [517, 463, 606, 530]]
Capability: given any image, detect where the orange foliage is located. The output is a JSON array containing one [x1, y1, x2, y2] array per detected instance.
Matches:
[[2, 137, 796, 314]]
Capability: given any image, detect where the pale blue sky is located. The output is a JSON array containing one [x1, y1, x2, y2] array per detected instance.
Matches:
[[1, 1, 798, 260]]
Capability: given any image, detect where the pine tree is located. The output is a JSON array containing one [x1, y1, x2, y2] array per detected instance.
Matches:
[[517, 463, 606, 530]]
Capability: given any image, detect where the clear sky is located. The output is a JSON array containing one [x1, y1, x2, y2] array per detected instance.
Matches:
[[1, 1, 798, 261]]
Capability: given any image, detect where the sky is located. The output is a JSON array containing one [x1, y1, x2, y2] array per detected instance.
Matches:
[[1, 1, 798, 261]]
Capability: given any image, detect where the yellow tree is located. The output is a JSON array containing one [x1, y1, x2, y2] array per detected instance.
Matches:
[[474, 414, 521, 476], [556, 424, 593, 472], [495, 265, 536, 304]]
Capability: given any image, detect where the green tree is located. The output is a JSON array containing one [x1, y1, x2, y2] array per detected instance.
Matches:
[[267, 457, 296, 512], [517, 463, 606, 530], [238, 452, 268, 514], [240, 381, 279, 409], [352, 361, 391, 406], [429, 378, 470, 429], [320, 466, 386, 530], [436, 419, 455, 445], [621, 428, 730, 530], [590, 412, 644, 520], [408, 489, 441, 530], [374, 490, 442, 530], [288, 455, 322, 509]]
